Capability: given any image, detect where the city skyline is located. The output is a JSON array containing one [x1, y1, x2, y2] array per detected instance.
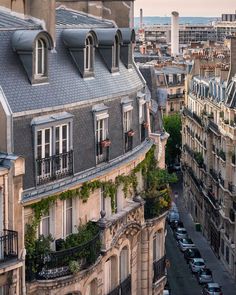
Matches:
[[134, 0, 236, 17]]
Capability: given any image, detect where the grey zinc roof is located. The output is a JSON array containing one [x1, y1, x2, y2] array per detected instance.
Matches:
[[0, 29, 144, 114], [0, 10, 40, 29], [56, 7, 114, 28]]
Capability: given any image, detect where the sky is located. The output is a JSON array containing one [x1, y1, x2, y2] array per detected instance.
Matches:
[[134, 0, 236, 17]]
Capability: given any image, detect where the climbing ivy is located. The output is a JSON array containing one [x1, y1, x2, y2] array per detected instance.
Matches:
[[25, 145, 158, 246]]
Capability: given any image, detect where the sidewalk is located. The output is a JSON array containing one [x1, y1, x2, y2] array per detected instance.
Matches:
[[171, 180, 236, 295]]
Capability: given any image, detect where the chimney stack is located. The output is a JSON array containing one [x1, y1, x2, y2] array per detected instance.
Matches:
[[171, 11, 179, 56], [140, 8, 143, 29]]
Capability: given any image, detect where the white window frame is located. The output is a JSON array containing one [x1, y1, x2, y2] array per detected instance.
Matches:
[[123, 109, 133, 132], [63, 198, 73, 238], [95, 113, 109, 163], [35, 38, 46, 76], [40, 210, 50, 237], [84, 36, 93, 72], [36, 127, 52, 180]]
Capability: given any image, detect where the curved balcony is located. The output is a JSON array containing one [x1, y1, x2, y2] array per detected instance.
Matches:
[[26, 232, 101, 281]]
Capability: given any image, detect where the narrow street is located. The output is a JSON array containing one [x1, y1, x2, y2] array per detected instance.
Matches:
[[166, 176, 236, 295]]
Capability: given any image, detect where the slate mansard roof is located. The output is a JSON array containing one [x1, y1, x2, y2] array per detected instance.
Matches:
[[0, 8, 144, 115]]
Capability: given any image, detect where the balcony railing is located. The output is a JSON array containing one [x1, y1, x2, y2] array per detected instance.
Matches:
[[0, 230, 18, 263], [36, 151, 73, 185], [26, 232, 100, 281], [182, 107, 203, 126], [209, 168, 218, 181], [208, 120, 220, 134], [153, 255, 166, 283], [108, 275, 131, 295], [229, 209, 235, 223]]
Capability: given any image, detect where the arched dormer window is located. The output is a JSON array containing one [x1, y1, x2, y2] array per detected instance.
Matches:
[[85, 36, 94, 72], [112, 35, 119, 69], [35, 38, 47, 76]]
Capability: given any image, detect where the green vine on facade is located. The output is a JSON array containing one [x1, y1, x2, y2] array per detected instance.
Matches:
[[25, 146, 157, 248]]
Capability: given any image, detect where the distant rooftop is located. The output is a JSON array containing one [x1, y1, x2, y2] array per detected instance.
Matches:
[[56, 7, 114, 28]]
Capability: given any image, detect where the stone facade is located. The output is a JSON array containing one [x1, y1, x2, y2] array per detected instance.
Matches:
[[182, 38, 236, 281], [0, 156, 25, 295]]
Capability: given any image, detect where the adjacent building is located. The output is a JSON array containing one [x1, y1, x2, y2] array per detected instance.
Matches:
[[182, 37, 236, 280], [0, 0, 169, 294]]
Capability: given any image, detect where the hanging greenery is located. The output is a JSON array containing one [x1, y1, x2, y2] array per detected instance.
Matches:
[[25, 145, 166, 246]]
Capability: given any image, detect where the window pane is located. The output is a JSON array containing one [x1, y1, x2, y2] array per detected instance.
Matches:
[[62, 125, 67, 140], [66, 207, 72, 235], [45, 129, 50, 143], [37, 130, 42, 145], [56, 127, 59, 141], [41, 214, 50, 237]]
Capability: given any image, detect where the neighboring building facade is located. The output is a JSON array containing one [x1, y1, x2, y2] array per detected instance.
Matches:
[[0, 154, 25, 294], [182, 37, 236, 280], [0, 1, 168, 295]]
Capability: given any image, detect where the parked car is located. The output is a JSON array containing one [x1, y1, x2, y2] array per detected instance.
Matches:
[[170, 220, 184, 230], [184, 248, 201, 263], [189, 258, 206, 273], [202, 283, 223, 295], [168, 211, 180, 223], [197, 268, 213, 284], [178, 238, 195, 251], [174, 227, 188, 240]]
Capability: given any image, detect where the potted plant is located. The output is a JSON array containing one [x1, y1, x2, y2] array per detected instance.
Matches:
[[127, 129, 135, 137], [100, 138, 111, 148], [142, 121, 149, 129]]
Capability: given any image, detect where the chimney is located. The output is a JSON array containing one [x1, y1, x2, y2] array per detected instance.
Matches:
[[140, 8, 143, 29], [25, 0, 56, 45], [227, 37, 236, 83], [171, 11, 179, 56]]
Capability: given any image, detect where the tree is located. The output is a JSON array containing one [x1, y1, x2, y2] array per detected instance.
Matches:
[[163, 113, 182, 165]]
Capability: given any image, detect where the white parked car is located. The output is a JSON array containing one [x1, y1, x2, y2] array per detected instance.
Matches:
[[178, 238, 195, 251], [168, 211, 180, 223], [189, 258, 206, 273], [174, 227, 188, 240]]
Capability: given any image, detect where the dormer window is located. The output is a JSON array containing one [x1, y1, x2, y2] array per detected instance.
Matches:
[[36, 38, 46, 76], [85, 36, 94, 72], [112, 35, 119, 69]]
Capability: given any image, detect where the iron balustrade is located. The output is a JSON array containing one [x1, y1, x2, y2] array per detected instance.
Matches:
[[36, 150, 73, 185], [153, 255, 166, 283], [26, 232, 100, 281], [0, 230, 18, 263], [208, 120, 219, 134], [107, 275, 131, 295], [209, 168, 218, 181]]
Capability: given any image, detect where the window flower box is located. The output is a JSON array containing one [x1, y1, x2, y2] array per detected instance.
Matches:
[[127, 130, 135, 137], [100, 139, 111, 148], [142, 122, 149, 129]]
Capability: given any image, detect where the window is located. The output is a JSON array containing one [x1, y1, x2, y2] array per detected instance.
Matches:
[[96, 117, 109, 163], [64, 198, 73, 237], [33, 114, 73, 185], [112, 35, 119, 68], [153, 231, 163, 262], [40, 210, 50, 237], [35, 38, 46, 76], [120, 247, 129, 283], [85, 36, 93, 72], [226, 246, 229, 264], [104, 256, 117, 293], [123, 107, 133, 152], [124, 110, 132, 133], [85, 280, 97, 295]]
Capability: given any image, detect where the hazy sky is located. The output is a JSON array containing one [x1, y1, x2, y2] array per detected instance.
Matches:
[[134, 0, 236, 17]]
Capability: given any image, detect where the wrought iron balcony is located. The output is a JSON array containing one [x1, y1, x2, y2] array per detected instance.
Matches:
[[228, 182, 236, 194], [153, 255, 166, 283], [36, 150, 73, 185], [107, 275, 131, 295], [0, 230, 18, 263], [26, 232, 100, 281]]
